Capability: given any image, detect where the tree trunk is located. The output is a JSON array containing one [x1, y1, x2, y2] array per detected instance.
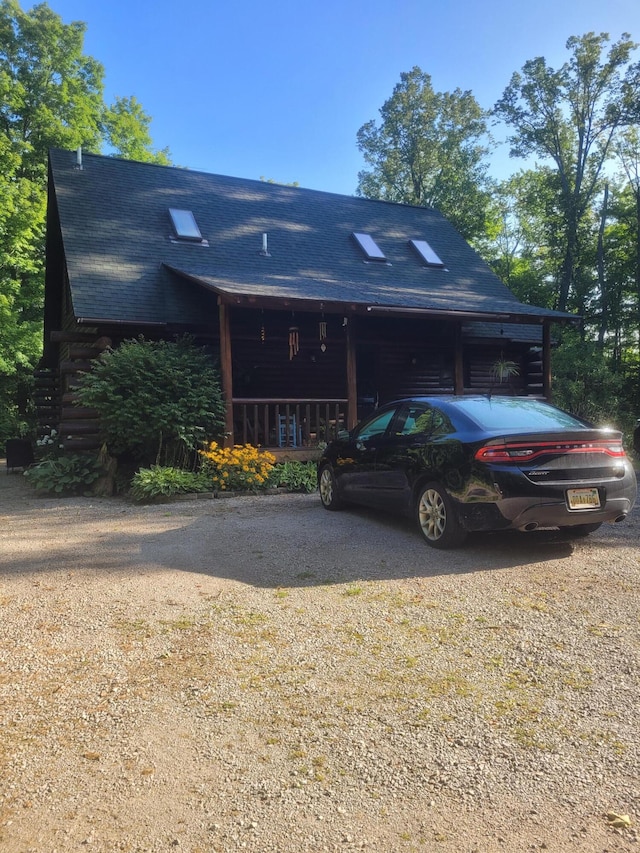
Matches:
[[636, 188, 640, 355], [597, 183, 609, 348]]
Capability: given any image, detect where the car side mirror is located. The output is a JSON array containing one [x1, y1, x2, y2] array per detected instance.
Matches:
[[337, 429, 351, 441]]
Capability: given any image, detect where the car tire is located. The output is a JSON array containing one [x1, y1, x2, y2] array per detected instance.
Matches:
[[416, 482, 467, 549], [319, 465, 344, 511], [558, 522, 603, 538]]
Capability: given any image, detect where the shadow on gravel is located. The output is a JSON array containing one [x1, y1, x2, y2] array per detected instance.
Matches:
[[1, 466, 638, 587]]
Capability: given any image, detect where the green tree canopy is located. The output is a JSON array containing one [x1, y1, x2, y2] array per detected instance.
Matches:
[[494, 32, 640, 312], [356, 66, 493, 243], [0, 0, 169, 444]]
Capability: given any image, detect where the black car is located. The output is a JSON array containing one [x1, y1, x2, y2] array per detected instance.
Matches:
[[317, 396, 637, 549]]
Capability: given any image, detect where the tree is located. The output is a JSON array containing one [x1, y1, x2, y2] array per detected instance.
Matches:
[[615, 127, 640, 349], [356, 67, 493, 243], [494, 32, 640, 312], [0, 1, 169, 444], [487, 169, 565, 310], [103, 96, 171, 165]]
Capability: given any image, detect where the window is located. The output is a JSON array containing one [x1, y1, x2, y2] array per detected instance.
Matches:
[[409, 239, 444, 268], [396, 404, 453, 437], [169, 208, 205, 242], [352, 232, 386, 262], [355, 408, 396, 442]]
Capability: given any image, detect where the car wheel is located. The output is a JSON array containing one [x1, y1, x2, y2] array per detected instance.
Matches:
[[416, 482, 467, 549], [558, 522, 603, 539], [319, 465, 344, 510]]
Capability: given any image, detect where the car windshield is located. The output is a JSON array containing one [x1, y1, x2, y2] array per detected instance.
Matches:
[[452, 398, 588, 431]]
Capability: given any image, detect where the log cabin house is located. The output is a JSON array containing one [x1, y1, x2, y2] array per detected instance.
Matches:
[[40, 148, 576, 455]]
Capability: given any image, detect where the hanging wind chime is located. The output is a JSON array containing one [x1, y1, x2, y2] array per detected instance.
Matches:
[[288, 325, 299, 360], [260, 311, 266, 343], [319, 315, 327, 352]]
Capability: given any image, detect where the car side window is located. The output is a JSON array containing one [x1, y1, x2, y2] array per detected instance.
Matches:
[[395, 404, 431, 435], [397, 404, 453, 437], [355, 408, 396, 442]]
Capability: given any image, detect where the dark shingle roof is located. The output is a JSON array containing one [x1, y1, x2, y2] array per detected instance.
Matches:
[[49, 148, 574, 326]]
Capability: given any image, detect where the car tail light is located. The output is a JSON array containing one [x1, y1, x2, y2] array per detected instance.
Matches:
[[474, 439, 627, 463]]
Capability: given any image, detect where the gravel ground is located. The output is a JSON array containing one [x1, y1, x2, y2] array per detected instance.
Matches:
[[0, 466, 639, 853]]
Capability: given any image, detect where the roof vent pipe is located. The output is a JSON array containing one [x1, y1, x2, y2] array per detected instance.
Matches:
[[260, 232, 271, 257], [75, 146, 83, 170]]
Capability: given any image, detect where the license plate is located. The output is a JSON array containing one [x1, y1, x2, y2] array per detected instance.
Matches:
[[567, 488, 600, 510]]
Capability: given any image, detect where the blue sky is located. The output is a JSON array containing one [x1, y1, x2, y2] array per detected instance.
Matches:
[[27, 0, 640, 194]]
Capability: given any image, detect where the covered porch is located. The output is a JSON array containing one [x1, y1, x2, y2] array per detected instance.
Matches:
[[217, 296, 555, 450]]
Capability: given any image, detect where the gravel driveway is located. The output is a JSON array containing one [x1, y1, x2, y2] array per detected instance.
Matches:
[[1, 468, 639, 852]]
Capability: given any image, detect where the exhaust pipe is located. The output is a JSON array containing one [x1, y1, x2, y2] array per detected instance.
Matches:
[[614, 515, 627, 523], [521, 522, 539, 532]]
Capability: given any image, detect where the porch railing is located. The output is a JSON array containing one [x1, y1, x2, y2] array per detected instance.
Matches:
[[232, 398, 349, 448]]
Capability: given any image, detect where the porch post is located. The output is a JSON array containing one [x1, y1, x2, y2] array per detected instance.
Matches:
[[345, 316, 358, 429], [218, 300, 234, 447], [454, 322, 464, 395], [543, 320, 552, 400]]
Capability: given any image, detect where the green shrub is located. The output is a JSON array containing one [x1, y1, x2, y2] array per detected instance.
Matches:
[[269, 460, 318, 493], [24, 454, 103, 495], [552, 332, 625, 425], [130, 466, 210, 502], [75, 336, 225, 467]]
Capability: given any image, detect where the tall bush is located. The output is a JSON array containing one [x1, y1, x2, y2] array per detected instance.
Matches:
[[552, 331, 626, 426], [76, 337, 225, 466]]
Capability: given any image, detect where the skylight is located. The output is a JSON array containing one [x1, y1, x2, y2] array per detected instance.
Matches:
[[169, 208, 204, 242], [352, 232, 386, 262], [409, 239, 445, 268]]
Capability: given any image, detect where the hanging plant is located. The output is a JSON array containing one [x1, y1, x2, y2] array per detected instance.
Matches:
[[491, 354, 520, 383]]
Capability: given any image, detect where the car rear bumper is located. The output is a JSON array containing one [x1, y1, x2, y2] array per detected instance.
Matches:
[[456, 469, 637, 532]]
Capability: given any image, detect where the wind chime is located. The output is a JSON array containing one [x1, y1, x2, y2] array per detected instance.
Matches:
[[288, 324, 299, 360], [260, 311, 266, 343], [319, 315, 327, 353]]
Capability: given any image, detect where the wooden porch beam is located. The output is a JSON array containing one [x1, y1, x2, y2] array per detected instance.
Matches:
[[543, 320, 552, 400], [345, 317, 358, 429], [454, 322, 464, 395], [219, 301, 234, 447]]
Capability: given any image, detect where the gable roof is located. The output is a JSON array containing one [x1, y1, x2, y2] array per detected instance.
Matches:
[[48, 148, 575, 328]]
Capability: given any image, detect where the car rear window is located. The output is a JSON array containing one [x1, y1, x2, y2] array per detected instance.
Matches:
[[452, 398, 588, 431]]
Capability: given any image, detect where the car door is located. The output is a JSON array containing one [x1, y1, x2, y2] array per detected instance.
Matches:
[[336, 406, 398, 506], [372, 402, 434, 510]]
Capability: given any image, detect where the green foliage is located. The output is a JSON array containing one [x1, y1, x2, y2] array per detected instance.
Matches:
[[75, 337, 225, 467], [268, 460, 318, 493], [103, 96, 172, 164], [130, 466, 210, 503], [24, 452, 102, 495], [551, 330, 626, 426], [490, 355, 520, 384], [0, 0, 170, 446], [493, 32, 640, 312], [356, 66, 493, 243]]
